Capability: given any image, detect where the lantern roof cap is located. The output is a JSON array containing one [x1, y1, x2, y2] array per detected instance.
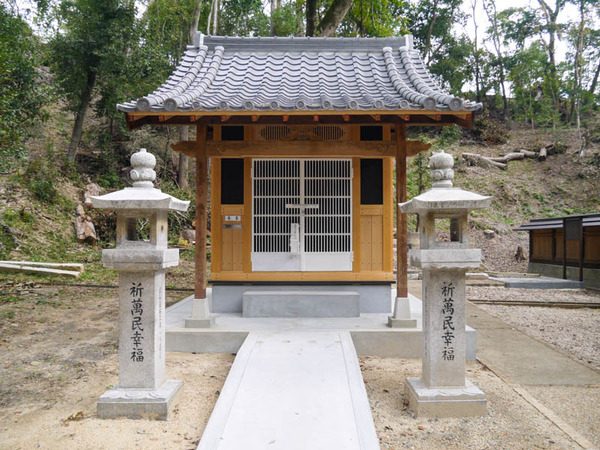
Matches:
[[399, 150, 491, 213], [90, 149, 190, 212]]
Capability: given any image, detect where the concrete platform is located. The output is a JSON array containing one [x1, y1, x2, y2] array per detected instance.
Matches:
[[197, 332, 379, 450], [212, 283, 392, 314], [490, 276, 584, 289], [166, 292, 478, 360]]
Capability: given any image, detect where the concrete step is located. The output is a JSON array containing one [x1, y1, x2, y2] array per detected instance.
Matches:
[[198, 332, 379, 450], [490, 276, 585, 289], [242, 290, 360, 318]]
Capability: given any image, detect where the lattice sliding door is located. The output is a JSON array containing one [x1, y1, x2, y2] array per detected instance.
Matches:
[[251, 159, 353, 272]]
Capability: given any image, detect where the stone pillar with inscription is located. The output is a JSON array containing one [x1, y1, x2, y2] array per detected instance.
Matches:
[[399, 150, 490, 417], [91, 148, 190, 420]]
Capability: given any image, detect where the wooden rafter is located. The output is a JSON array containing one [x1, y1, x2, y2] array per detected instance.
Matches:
[[125, 112, 474, 129]]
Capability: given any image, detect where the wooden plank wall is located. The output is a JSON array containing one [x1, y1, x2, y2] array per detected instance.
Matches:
[[211, 156, 394, 281], [531, 227, 600, 266]]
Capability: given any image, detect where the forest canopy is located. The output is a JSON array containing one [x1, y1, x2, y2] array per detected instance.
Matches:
[[1, 0, 599, 175]]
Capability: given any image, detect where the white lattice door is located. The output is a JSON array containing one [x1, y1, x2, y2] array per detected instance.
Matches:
[[252, 159, 352, 272]]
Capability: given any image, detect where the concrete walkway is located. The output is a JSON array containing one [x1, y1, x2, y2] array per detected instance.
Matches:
[[467, 302, 600, 386], [198, 332, 379, 450], [466, 302, 600, 448]]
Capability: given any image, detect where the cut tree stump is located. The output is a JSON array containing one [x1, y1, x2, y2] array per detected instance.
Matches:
[[515, 246, 527, 262], [538, 147, 547, 161]]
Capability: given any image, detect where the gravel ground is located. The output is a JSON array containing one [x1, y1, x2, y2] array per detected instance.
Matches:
[[477, 304, 600, 372], [467, 286, 600, 304], [360, 357, 582, 449]]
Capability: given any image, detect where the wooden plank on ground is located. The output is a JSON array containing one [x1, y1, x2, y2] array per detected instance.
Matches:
[[0, 261, 84, 272], [0, 263, 81, 278]]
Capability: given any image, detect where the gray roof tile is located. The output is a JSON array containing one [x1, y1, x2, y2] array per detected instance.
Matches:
[[118, 33, 481, 114]]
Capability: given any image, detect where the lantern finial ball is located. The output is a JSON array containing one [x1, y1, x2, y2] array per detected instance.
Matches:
[[130, 148, 156, 188], [429, 150, 454, 188]]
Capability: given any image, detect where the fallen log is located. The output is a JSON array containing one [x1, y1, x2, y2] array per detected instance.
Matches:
[[462, 153, 507, 170], [517, 149, 538, 158], [538, 147, 547, 161], [74, 216, 97, 244], [0, 263, 81, 278], [489, 152, 525, 163]]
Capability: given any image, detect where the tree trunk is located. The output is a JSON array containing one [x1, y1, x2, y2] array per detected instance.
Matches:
[[295, 0, 303, 35], [179, 0, 202, 188], [484, 0, 508, 119], [178, 127, 190, 188], [424, 0, 440, 62], [317, 0, 354, 37], [588, 57, 600, 96], [67, 70, 96, 163], [270, 0, 278, 36], [471, 0, 481, 102], [190, 0, 203, 42], [537, 0, 563, 118], [213, 0, 219, 34], [306, 0, 317, 36]]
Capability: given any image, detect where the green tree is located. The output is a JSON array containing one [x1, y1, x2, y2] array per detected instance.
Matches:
[[0, 4, 47, 170], [340, 0, 406, 37], [219, 0, 269, 36], [48, 0, 136, 163]]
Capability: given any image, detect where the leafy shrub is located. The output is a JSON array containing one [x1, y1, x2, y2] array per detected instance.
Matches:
[[471, 115, 509, 145], [437, 124, 462, 148], [23, 159, 57, 203]]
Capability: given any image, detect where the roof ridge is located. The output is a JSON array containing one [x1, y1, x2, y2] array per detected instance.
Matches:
[[191, 32, 412, 52]]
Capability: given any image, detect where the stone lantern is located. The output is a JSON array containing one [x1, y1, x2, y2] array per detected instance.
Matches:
[[91, 148, 189, 420], [399, 150, 490, 417]]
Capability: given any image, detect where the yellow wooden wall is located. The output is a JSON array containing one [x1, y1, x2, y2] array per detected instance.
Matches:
[[211, 156, 394, 282]]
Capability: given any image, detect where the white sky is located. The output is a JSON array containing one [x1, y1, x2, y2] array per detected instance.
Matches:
[[459, 0, 581, 62]]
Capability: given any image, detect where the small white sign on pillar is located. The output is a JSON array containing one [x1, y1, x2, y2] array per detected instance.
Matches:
[[399, 150, 490, 417], [91, 149, 189, 420]]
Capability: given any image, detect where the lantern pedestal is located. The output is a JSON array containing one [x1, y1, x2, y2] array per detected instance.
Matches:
[[91, 149, 189, 420], [399, 150, 490, 418]]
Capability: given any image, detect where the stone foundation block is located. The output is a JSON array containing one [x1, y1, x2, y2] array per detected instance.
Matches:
[[405, 377, 486, 417], [185, 316, 216, 328], [97, 379, 182, 420], [387, 316, 417, 328]]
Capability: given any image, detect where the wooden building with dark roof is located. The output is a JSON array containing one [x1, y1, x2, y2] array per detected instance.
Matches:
[[118, 33, 481, 317], [515, 213, 600, 289]]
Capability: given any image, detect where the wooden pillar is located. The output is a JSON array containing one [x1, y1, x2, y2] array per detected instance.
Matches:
[[563, 218, 567, 280], [579, 220, 584, 282], [195, 125, 208, 299], [396, 121, 408, 298]]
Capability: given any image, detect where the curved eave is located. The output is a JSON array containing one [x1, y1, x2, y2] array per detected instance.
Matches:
[[122, 109, 478, 130]]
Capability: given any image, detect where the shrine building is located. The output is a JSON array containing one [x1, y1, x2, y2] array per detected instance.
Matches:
[[118, 33, 481, 318]]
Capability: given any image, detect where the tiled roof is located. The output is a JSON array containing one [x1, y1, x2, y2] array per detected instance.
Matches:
[[118, 33, 481, 114]]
